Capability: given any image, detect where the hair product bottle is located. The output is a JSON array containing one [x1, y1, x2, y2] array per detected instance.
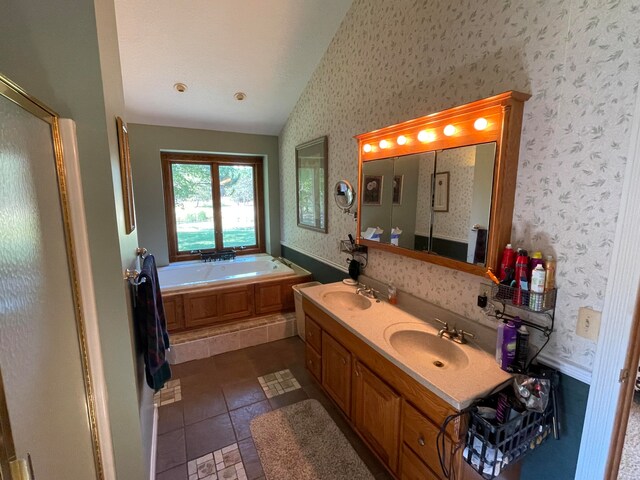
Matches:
[[499, 244, 516, 282], [513, 249, 529, 306], [501, 320, 518, 371], [529, 264, 546, 311]]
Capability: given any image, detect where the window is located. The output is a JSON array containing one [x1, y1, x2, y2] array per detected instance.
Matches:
[[161, 153, 265, 261]]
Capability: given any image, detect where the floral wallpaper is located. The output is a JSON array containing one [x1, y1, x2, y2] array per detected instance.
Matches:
[[279, 0, 640, 378]]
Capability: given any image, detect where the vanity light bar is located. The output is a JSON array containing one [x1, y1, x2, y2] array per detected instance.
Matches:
[[361, 118, 491, 153]]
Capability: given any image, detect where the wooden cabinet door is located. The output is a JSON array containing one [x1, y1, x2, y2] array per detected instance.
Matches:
[[280, 278, 300, 311], [254, 281, 283, 314], [218, 285, 254, 321], [353, 360, 401, 473], [322, 332, 352, 415], [184, 290, 220, 328], [163, 294, 184, 332]]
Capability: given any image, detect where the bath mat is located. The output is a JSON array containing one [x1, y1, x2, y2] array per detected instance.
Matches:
[[250, 399, 374, 480]]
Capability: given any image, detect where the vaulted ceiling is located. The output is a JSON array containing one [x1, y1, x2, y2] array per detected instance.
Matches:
[[114, 0, 353, 135]]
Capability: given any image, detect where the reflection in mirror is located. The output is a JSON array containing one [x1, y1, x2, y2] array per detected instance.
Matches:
[[334, 180, 355, 212], [431, 143, 496, 264], [360, 158, 393, 243], [296, 136, 328, 232], [391, 152, 435, 250]]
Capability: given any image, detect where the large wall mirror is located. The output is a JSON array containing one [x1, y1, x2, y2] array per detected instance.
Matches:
[[296, 136, 328, 233], [355, 91, 530, 276]]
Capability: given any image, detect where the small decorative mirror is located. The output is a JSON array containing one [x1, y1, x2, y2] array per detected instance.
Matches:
[[334, 180, 355, 212], [296, 136, 328, 233]]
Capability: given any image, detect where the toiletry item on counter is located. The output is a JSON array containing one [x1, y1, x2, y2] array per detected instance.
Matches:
[[390, 227, 402, 246], [348, 258, 360, 280], [529, 264, 546, 311], [499, 244, 516, 282], [496, 320, 506, 365], [501, 320, 518, 371], [388, 284, 397, 305], [516, 325, 530, 371], [513, 249, 529, 306]]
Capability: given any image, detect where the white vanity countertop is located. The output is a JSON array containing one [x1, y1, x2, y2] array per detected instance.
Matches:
[[301, 281, 512, 410]]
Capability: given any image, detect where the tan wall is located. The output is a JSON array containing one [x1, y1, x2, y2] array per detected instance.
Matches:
[[128, 123, 280, 266]]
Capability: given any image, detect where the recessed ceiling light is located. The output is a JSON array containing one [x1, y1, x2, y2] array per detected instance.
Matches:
[[234, 92, 247, 101], [174, 83, 187, 93]]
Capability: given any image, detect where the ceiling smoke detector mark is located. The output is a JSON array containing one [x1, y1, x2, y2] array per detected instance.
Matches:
[[234, 92, 247, 101], [174, 83, 187, 93]]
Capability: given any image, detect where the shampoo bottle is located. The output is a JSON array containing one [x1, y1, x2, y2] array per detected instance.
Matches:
[[501, 321, 518, 371]]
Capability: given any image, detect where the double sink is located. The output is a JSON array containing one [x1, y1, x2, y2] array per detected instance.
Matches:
[[305, 283, 510, 409]]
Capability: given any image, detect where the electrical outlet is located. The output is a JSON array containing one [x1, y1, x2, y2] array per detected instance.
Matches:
[[576, 307, 602, 341]]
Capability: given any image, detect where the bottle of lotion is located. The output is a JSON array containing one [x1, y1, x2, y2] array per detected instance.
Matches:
[[501, 320, 518, 371]]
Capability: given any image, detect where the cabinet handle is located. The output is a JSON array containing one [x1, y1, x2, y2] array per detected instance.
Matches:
[[418, 436, 425, 447], [341, 358, 346, 365], [308, 331, 313, 337], [355, 367, 360, 377]]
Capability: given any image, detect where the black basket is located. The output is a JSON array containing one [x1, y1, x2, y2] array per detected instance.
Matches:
[[463, 406, 553, 479]]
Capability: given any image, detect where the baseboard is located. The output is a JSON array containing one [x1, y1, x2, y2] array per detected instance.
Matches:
[[149, 403, 158, 480]]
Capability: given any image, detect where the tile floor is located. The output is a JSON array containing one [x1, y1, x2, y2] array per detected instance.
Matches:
[[156, 336, 392, 480]]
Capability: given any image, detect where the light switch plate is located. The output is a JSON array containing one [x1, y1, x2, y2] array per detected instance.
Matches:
[[576, 307, 602, 341]]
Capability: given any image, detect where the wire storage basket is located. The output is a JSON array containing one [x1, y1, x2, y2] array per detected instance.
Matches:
[[463, 405, 553, 478], [490, 283, 557, 313]]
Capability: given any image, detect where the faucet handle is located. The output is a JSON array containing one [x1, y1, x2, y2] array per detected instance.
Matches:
[[455, 329, 476, 344], [434, 318, 449, 329]]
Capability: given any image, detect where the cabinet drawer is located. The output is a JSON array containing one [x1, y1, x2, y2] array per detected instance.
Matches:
[[305, 316, 322, 353], [305, 343, 322, 382], [401, 445, 440, 480], [403, 402, 451, 474]]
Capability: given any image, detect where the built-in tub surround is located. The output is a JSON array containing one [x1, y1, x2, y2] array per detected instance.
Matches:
[[159, 255, 311, 361], [301, 282, 510, 409]]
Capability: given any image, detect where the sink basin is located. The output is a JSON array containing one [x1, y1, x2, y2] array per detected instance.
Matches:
[[386, 328, 469, 371], [321, 291, 372, 311]]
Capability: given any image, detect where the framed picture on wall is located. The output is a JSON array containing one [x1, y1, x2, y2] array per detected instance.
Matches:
[[392, 175, 403, 205], [363, 175, 383, 205], [433, 171, 450, 212], [116, 116, 136, 234]]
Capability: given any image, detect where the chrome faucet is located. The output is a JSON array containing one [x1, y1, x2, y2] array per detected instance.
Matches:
[[434, 318, 475, 344], [435, 318, 455, 339], [355, 284, 380, 299]]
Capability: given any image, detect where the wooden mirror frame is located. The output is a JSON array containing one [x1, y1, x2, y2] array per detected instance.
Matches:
[[354, 91, 531, 277]]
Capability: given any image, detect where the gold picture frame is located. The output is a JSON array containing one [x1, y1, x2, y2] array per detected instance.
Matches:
[[116, 116, 136, 234]]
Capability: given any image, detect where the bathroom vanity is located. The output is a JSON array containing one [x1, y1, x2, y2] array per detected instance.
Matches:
[[301, 282, 518, 480]]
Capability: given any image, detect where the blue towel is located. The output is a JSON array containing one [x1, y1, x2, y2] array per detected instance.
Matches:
[[134, 254, 171, 391]]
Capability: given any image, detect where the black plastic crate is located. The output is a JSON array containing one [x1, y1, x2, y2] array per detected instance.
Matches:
[[463, 406, 553, 478]]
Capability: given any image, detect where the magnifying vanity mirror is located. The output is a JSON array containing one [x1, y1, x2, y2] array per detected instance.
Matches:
[[355, 91, 531, 276], [334, 180, 355, 213]]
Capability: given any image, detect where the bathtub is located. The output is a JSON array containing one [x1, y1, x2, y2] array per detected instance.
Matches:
[[158, 254, 295, 291]]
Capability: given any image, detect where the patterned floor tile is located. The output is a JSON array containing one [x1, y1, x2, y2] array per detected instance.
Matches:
[[155, 379, 183, 406], [188, 443, 246, 480], [256, 369, 301, 398]]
